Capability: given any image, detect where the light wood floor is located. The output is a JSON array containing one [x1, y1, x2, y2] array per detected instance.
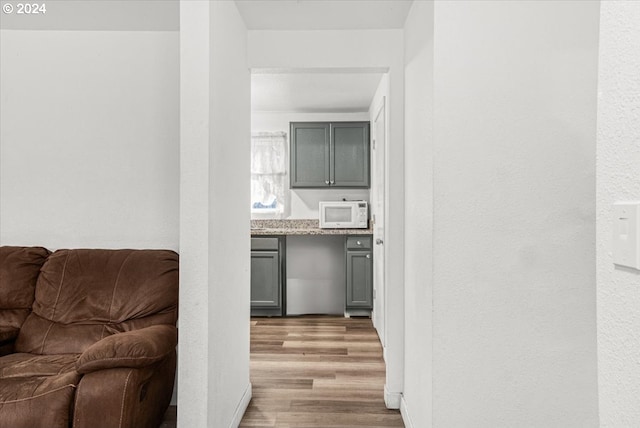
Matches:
[[240, 316, 404, 428], [161, 316, 403, 428]]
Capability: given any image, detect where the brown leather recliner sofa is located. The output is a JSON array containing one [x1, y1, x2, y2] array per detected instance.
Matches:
[[0, 246, 178, 428]]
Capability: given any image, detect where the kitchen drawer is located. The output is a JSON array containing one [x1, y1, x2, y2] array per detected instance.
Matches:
[[251, 237, 280, 251], [346, 236, 372, 250]]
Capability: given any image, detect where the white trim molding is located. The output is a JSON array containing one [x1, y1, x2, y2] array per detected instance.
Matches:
[[400, 395, 414, 428], [229, 383, 252, 428], [384, 385, 401, 409]]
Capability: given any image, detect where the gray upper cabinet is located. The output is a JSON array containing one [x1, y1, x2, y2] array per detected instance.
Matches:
[[331, 123, 370, 187], [290, 123, 330, 188], [290, 122, 370, 188]]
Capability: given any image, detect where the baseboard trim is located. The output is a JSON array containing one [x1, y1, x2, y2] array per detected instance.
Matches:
[[384, 385, 401, 409], [400, 395, 414, 428], [229, 382, 252, 428]]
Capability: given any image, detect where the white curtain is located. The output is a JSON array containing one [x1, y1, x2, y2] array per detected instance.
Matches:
[[251, 132, 287, 216]]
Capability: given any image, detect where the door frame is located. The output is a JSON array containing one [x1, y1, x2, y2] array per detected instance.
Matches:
[[371, 95, 387, 349]]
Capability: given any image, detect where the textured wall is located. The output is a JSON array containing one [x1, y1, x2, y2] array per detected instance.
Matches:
[[597, 2, 640, 427], [178, 2, 251, 427], [402, 1, 434, 427], [0, 30, 179, 251], [432, 1, 600, 427]]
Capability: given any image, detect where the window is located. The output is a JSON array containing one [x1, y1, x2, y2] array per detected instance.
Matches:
[[251, 132, 287, 217]]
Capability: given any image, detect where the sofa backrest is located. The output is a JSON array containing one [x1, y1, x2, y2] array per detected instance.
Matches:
[[0, 246, 50, 330], [15, 249, 178, 355]]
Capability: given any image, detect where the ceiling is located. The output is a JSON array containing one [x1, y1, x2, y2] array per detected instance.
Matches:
[[242, 0, 403, 113], [251, 72, 384, 113], [235, 0, 413, 30]]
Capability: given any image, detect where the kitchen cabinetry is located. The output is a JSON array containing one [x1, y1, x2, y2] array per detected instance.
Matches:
[[251, 221, 374, 317], [290, 122, 370, 188], [346, 236, 373, 309], [251, 237, 285, 316]]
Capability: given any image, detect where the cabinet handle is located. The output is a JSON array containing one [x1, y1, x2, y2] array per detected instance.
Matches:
[[356, 240, 362, 245], [330, 180, 335, 185], [366, 254, 371, 259], [325, 180, 330, 185]]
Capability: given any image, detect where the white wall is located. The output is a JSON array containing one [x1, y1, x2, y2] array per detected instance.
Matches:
[[597, 2, 640, 427], [0, 30, 179, 250], [431, 2, 600, 427], [179, 2, 251, 428], [208, 3, 251, 425], [402, 2, 434, 427], [249, 29, 406, 407], [0, 0, 178, 31], [252, 111, 370, 219]]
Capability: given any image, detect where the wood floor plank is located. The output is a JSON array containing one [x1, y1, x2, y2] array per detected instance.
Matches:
[[240, 316, 404, 428], [274, 412, 404, 427], [250, 388, 387, 401], [162, 316, 404, 428], [251, 360, 385, 371], [282, 340, 381, 349], [250, 353, 385, 364]]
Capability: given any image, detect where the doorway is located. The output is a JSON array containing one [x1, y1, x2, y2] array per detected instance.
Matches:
[[246, 69, 395, 423], [249, 69, 388, 321]]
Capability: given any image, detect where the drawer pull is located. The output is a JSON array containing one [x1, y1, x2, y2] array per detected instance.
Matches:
[[366, 254, 371, 259]]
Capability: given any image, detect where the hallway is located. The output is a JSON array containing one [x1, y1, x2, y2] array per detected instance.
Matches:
[[240, 316, 403, 427]]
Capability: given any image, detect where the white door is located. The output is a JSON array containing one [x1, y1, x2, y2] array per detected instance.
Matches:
[[371, 98, 386, 347]]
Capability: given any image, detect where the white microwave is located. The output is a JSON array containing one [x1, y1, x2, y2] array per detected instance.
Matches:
[[319, 201, 368, 229]]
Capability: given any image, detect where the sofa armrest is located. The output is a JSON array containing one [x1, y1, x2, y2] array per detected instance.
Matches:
[[76, 325, 177, 374], [73, 351, 176, 428]]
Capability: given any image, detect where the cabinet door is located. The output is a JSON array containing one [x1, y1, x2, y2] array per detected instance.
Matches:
[[346, 251, 373, 308], [290, 123, 330, 188], [251, 250, 280, 308], [331, 122, 370, 188]]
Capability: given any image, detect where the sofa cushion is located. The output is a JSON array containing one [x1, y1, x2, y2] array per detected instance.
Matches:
[[0, 353, 79, 379], [0, 370, 80, 428], [0, 247, 50, 330], [15, 249, 178, 355]]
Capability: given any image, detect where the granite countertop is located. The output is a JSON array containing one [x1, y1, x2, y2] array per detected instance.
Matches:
[[250, 219, 373, 236]]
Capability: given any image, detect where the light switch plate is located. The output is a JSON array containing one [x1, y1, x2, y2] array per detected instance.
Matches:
[[613, 202, 640, 270]]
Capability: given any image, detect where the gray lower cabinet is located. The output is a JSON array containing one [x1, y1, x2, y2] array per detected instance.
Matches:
[[346, 236, 373, 309], [250, 234, 371, 315], [251, 237, 285, 316], [290, 122, 370, 189]]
